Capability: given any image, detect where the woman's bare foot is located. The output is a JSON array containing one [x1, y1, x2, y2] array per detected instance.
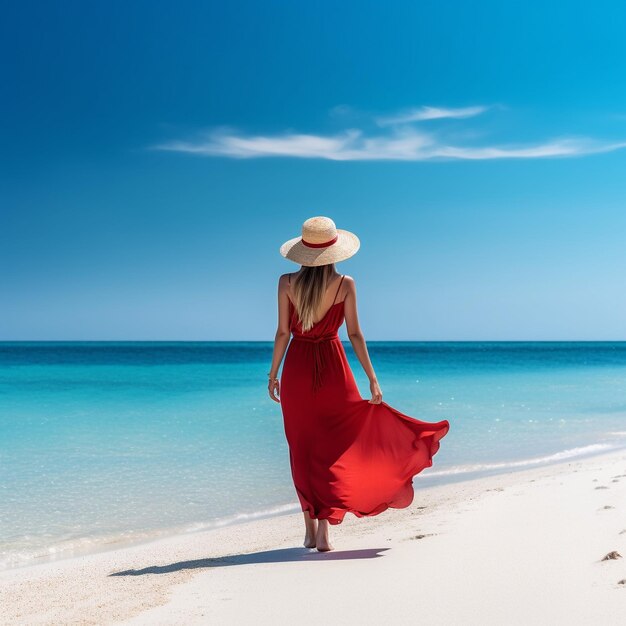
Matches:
[[315, 519, 334, 552], [303, 511, 318, 548]]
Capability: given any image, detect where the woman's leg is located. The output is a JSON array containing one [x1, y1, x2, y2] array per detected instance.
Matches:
[[315, 518, 334, 552], [303, 511, 317, 548]]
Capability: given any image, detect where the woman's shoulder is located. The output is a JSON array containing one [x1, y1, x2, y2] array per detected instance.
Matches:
[[338, 274, 356, 300], [341, 274, 356, 289]]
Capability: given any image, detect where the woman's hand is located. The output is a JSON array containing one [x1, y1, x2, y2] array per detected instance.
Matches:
[[268, 377, 280, 403], [368, 379, 382, 404]]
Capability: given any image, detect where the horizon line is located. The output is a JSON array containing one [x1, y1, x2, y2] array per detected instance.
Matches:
[[3, 339, 626, 344]]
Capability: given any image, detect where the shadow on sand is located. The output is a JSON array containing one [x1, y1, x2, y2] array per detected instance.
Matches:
[[109, 547, 389, 576]]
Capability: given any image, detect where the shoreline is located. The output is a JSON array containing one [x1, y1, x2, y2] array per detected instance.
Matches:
[[3, 446, 626, 624], [3, 440, 625, 574], [3, 440, 625, 573]]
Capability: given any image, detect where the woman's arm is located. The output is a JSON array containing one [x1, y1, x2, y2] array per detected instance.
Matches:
[[268, 274, 292, 403], [343, 277, 383, 404]]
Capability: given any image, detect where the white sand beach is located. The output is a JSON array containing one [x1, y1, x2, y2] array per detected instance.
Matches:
[[3, 448, 626, 625]]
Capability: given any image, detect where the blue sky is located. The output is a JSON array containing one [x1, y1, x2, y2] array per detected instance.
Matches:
[[2, 1, 626, 340]]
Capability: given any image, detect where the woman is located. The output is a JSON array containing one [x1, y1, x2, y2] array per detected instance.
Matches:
[[268, 216, 450, 552]]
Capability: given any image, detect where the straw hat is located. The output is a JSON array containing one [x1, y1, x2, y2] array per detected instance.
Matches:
[[280, 216, 360, 266]]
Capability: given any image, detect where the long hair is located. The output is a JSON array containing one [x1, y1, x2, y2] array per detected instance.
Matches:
[[293, 264, 335, 332]]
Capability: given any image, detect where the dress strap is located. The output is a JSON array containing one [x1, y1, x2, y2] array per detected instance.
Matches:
[[331, 274, 345, 306], [287, 273, 294, 308]]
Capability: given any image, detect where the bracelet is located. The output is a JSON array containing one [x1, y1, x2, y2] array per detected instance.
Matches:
[[268, 372, 279, 382]]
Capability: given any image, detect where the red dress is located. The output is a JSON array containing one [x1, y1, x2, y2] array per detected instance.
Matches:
[[280, 275, 450, 525]]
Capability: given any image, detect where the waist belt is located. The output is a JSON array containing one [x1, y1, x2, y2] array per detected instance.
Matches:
[[291, 333, 339, 392]]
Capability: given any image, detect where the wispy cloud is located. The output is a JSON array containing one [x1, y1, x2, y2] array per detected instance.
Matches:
[[152, 106, 626, 162], [376, 105, 489, 126]]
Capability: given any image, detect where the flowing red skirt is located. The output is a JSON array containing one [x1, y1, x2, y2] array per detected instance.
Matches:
[[280, 301, 450, 525]]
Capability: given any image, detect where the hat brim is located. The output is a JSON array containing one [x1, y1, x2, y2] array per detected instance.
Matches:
[[279, 229, 360, 267]]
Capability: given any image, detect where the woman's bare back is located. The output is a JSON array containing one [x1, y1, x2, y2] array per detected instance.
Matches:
[[283, 271, 348, 324]]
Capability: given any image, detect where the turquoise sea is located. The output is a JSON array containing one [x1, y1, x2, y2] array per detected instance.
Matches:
[[2, 341, 626, 570]]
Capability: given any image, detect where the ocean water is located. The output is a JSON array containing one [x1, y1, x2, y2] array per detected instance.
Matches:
[[2, 341, 626, 570]]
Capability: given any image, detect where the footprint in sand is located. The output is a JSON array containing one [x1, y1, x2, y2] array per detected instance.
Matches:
[[595, 486, 609, 490], [599, 505, 615, 510], [410, 506, 428, 516], [404, 533, 436, 541], [618, 579, 626, 585], [601, 551, 622, 561]]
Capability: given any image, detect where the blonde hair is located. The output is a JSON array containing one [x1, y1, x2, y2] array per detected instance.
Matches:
[[293, 264, 336, 332]]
